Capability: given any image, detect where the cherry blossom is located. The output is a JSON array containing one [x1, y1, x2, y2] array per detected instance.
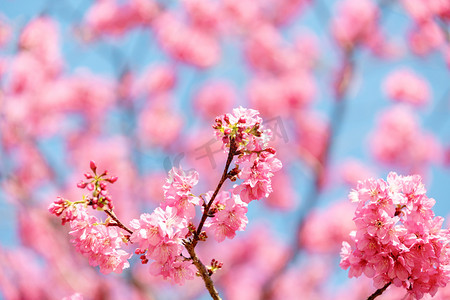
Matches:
[[341, 172, 450, 299]]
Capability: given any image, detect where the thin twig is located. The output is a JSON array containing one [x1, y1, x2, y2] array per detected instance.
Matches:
[[367, 282, 391, 300], [183, 138, 237, 299], [103, 209, 133, 235], [184, 242, 222, 300], [192, 138, 237, 247]]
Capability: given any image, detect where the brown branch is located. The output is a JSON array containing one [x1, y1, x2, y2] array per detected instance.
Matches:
[[367, 282, 391, 300], [184, 242, 222, 300], [183, 138, 237, 299], [104, 209, 133, 235], [192, 138, 237, 247]]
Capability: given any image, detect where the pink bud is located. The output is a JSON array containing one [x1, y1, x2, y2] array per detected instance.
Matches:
[[238, 117, 246, 123], [90, 160, 97, 173], [77, 181, 88, 189], [265, 147, 276, 154], [84, 173, 93, 179], [87, 183, 94, 191], [106, 176, 118, 183]]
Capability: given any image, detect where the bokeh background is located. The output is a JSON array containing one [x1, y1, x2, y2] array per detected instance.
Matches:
[[0, 0, 449, 299]]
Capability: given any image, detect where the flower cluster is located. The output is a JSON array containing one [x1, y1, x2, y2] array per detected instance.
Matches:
[[233, 151, 282, 203], [383, 68, 431, 106], [130, 206, 195, 285], [69, 207, 131, 274], [161, 167, 200, 219], [340, 172, 450, 299], [370, 106, 440, 172], [48, 161, 131, 274], [48, 196, 81, 225], [50, 108, 282, 288], [204, 191, 248, 242], [213, 106, 282, 204], [213, 106, 270, 152], [129, 167, 199, 285]]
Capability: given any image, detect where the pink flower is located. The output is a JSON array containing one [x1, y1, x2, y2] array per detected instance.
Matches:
[[182, 0, 221, 33], [84, 0, 158, 37], [129, 213, 163, 249], [62, 293, 84, 300], [149, 237, 182, 263], [48, 197, 83, 225], [244, 24, 284, 73], [97, 249, 132, 274], [233, 152, 282, 203], [194, 81, 237, 120], [340, 159, 376, 186], [370, 105, 440, 173], [154, 12, 220, 68], [130, 206, 188, 270], [205, 192, 248, 242], [408, 20, 445, 56], [138, 99, 184, 148], [149, 256, 195, 285], [331, 0, 382, 50], [19, 16, 62, 75], [383, 69, 431, 106], [162, 167, 200, 218], [138, 63, 177, 96], [247, 72, 316, 118], [265, 171, 297, 210], [213, 106, 271, 152], [300, 200, 356, 253], [341, 172, 450, 299], [67, 210, 132, 274]]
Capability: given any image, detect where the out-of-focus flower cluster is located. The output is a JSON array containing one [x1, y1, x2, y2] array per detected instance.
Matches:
[[341, 172, 450, 299]]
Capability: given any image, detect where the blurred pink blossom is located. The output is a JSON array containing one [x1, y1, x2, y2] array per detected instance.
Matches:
[[340, 159, 377, 186], [331, 0, 382, 50], [194, 80, 237, 120], [154, 12, 220, 68], [370, 105, 440, 173], [408, 20, 445, 55], [138, 63, 177, 96], [19, 16, 62, 75], [138, 97, 184, 149], [300, 200, 356, 253], [383, 68, 431, 106]]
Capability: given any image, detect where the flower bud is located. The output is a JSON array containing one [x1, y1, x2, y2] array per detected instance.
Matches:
[[90, 160, 97, 173], [77, 181, 88, 189], [106, 176, 118, 184]]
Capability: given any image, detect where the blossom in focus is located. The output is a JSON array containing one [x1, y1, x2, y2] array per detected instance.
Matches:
[[341, 172, 450, 299], [204, 191, 248, 242]]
